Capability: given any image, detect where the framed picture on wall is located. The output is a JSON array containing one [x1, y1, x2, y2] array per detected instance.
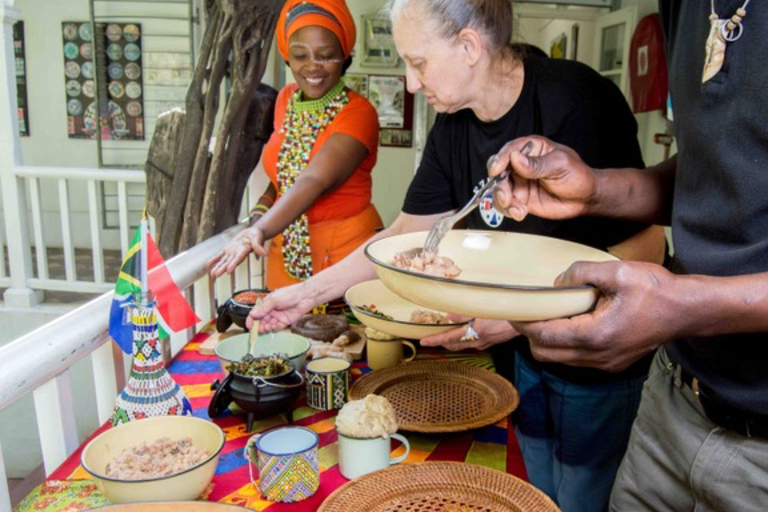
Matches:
[[368, 74, 413, 147], [13, 21, 30, 136], [549, 32, 567, 60], [360, 14, 399, 67], [343, 74, 369, 97]]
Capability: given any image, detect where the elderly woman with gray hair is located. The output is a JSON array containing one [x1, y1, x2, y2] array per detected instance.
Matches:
[[251, 2, 665, 510]]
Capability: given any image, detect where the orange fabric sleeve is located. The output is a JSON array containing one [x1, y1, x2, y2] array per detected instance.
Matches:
[[330, 90, 380, 157]]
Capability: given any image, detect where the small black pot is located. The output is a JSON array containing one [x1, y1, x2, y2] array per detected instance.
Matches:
[[216, 288, 269, 333], [209, 367, 303, 431]]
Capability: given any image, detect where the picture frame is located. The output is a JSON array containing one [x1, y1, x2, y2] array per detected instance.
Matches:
[[360, 14, 400, 68], [368, 74, 413, 147], [343, 73, 369, 97], [549, 32, 568, 60]]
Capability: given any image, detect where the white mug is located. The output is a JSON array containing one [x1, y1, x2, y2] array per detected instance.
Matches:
[[337, 431, 410, 479]]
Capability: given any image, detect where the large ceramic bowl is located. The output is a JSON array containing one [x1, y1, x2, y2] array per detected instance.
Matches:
[[214, 331, 311, 373], [81, 416, 225, 504], [344, 279, 467, 339], [99, 503, 249, 511], [365, 230, 618, 322]]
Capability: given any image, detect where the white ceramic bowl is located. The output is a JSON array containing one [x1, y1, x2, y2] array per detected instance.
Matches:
[[365, 230, 617, 322], [81, 416, 225, 504], [345, 279, 467, 339], [214, 331, 311, 373]]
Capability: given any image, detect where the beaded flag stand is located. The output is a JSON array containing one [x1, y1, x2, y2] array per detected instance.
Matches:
[[111, 301, 192, 425]]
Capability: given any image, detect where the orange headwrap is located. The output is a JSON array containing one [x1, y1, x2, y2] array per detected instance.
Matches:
[[276, 0, 357, 61]]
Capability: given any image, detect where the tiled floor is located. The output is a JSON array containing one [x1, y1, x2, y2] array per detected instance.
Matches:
[[2, 246, 123, 304]]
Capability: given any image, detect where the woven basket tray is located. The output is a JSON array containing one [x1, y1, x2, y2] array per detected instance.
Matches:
[[349, 361, 519, 432], [318, 462, 560, 511]]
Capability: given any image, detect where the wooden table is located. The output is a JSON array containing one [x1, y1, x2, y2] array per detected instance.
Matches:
[[15, 321, 527, 511]]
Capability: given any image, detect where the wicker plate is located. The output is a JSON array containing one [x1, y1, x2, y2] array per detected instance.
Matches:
[[318, 462, 560, 512], [349, 361, 518, 432]]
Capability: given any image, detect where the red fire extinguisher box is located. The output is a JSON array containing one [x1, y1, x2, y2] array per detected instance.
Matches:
[[629, 13, 669, 113]]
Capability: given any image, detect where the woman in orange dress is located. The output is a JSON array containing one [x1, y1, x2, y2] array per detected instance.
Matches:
[[208, 0, 382, 295]]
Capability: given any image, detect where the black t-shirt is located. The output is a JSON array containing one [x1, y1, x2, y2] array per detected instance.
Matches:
[[403, 55, 652, 383], [661, 0, 768, 414]]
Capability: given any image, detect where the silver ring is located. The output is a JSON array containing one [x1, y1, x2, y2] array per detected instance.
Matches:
[[460, 320, 479, 342]]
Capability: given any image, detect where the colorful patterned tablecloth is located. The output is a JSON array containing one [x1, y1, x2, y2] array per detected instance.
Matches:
[[16, 321, 527, 511]]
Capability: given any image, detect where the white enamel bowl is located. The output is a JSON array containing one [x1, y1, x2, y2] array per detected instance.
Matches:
[[364, 230, 617, 322], [344, 279, 467, 339], [81, 416, 225, 504]]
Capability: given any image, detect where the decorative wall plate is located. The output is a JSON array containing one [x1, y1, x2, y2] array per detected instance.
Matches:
[[107, 43, 123, 61], [125, 62, 141, 80], [65, 61, 81, 79], [64, 42, 79, 60], [123, 24, 140, 42], [78, 22, 92, 42], [63, 23, 78, 40], [106, 24, 122, 42], [124, 43, 141, 61], [125, 81, 142, 99]]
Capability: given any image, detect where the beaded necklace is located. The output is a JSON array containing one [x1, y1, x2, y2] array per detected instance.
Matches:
[[703, 0, 751, 83], [276, 80, 349, 280]]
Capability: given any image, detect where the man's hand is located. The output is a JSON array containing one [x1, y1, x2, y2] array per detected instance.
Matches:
[[488, 135, 597, 222], [512, 260, 681, 372]]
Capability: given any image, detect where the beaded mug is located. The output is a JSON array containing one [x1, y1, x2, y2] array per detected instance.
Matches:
[[244, 426, 319, 503], [305, 356, 351, 410]]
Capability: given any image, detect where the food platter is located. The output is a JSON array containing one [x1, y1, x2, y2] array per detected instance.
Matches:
[[365, 230, 617, 321], [318, 462, 560, 511], [344, 279, 467, 339], [349, 361, 518, 433]]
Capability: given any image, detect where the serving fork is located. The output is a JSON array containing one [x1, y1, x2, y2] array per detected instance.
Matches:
[[422, 142, 532, 257], [421, 170, 510, 257]]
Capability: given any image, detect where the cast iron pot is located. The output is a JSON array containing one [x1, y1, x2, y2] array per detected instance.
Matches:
[[208, 366, 303, 432], [216, 288, 269, 332]]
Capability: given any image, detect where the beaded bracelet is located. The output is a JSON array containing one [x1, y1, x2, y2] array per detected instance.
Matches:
[[246, 203, 270, 225], [249, 203, 270, 215]]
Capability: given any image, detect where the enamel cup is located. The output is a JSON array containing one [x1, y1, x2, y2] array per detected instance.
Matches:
[[305, 357, 351, 410], [337, 431, 411, 479], [366, 338, 416, 371], [244, 426, 319, 502]]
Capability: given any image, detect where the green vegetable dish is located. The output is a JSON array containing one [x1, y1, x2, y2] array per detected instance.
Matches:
[[357, 304, 394, 321], [227, 354, 292, 377]]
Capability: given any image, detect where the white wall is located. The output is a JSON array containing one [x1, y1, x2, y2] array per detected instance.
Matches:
[[516, 17, 596, 65], [347, 0, 417, 226]]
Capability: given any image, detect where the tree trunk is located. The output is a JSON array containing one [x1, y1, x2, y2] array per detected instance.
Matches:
[[151, 0, 283, 258]]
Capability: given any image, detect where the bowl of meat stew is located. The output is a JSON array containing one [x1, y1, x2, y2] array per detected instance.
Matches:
[[81, 415, 225, 504], [344, 279, 466, 339], [364, 230, 618, 322]]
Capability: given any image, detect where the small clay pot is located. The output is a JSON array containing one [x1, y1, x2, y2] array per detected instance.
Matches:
[[216, 288, 269, 332]]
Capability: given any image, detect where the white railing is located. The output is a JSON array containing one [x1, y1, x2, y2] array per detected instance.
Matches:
[[0, 160, 265, 508], [0, 219, 262, 510], [10, 166, 146, 295]]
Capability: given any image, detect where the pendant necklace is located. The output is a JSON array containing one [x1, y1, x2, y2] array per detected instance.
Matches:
[[703, 0, 750, 83]]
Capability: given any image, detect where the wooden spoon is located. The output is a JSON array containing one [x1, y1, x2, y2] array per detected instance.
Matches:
[[248, 299, 262, 351]]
